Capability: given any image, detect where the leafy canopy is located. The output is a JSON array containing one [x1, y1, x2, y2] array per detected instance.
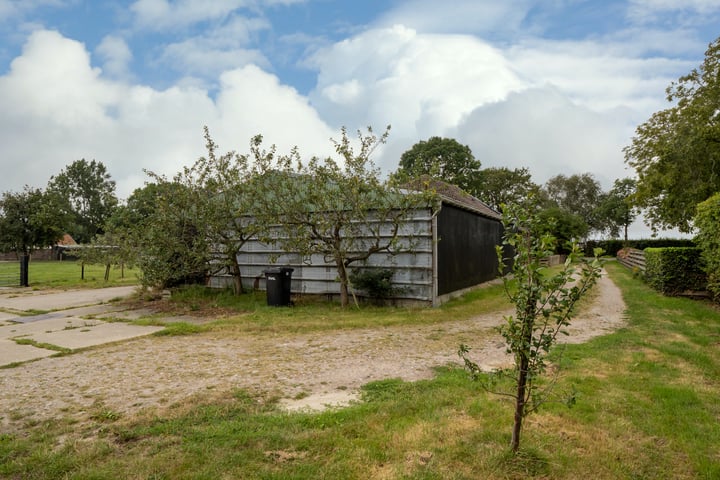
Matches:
[[624, 36, 720, 232], [395, 136, 480, 193], [47, 159, 118, 243], [0, 187, 67, 255]]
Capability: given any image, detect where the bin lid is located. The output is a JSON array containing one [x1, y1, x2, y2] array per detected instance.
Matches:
[[263, 267, 294, 274]]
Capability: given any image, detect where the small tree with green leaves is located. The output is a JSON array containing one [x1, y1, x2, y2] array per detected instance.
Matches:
[[460, 201, 602, 453]]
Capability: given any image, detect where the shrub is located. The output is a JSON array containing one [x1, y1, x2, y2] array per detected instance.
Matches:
[[694, 193, 720, 302], [349, 268, 395, 299], [644, 247, 706, 296]]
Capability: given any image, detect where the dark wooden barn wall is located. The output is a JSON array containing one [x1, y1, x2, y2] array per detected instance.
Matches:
[[436, 204, 502, 295]]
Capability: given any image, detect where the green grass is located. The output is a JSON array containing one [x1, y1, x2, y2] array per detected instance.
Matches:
[[11, 338, 71, 354], [2, 262, 720, 478], [0, 260, 140, 289]]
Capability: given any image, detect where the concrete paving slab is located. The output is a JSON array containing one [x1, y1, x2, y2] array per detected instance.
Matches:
[[0, 286, 136, 312], [0, 338, 56, 364], [0, 311, 18, 322], [25, 321, 164, 350], [0, 317, 103, 338]]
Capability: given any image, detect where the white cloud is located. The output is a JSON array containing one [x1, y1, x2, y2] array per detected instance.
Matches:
[[307, 25, 526, 153], [0, 0, 65, 22], [0, 29, 335, 199], [504, 38, 691, 113], [157, 16, 271, 79], [130, 0, 247, 31], [627, 0, 720, 24], [376, 0, 532, 35], [96, 35, 133, 79], [454, 87, 638, 188]]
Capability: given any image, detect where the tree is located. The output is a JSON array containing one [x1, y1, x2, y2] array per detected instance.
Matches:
[[543, 173, 603, 234], [460, 201, 602, 453], [182, 127, 267, 294], [47, 159, 118, 243], [471, 166, 539, 211], [595, 178, 639, 241], [694, 193, 720, 302], [0, 187, 67, 256], [395, 137, 480, 192], [624, 36, 720, 232], [255, 126, 433, 307], [537, 207, 588, 253], [108, 181, 208, 290]]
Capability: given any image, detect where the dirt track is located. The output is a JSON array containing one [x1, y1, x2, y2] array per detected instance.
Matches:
[[0, 270, 625, 433]]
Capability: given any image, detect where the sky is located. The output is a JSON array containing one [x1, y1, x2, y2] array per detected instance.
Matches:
[[0, 0, 718, 237]]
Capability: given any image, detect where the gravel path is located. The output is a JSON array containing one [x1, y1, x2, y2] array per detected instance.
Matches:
[[0, 270, 625, 432]]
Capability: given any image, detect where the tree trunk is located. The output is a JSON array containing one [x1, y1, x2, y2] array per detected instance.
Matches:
[[230, 257, 244, 295], [512, 293, 536, 452], [511, 353, 529, 452], [337, 258, 349, 307], [104, 264, 111, 281]]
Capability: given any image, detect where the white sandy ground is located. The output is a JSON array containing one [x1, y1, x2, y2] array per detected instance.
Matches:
[[0, 270, 625, 433]]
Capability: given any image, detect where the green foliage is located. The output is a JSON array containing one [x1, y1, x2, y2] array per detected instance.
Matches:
[[583, 238, 696, 257], [543, 173, 603, 234], [695, 193, 720, 301], [394, 136, 481, 192], [133, 180, 209, 289], [624, 37, 720, 232], [46, 159, 118, 243], [536, 206, 588, 253], [644, 247, 707, 295], [460, 201, 602, 452], [349, 268, 395, 299], [595, 178, 639, 240], [470, 166, 539, 211], [0, 187, 66, 255]]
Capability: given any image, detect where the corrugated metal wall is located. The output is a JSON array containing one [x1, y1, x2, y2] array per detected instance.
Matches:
[[208, 208, 436, 303], [436, 204, 503, 295]]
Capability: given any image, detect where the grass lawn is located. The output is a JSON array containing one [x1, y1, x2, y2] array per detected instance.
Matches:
[[0, 260, 140, 289], [1, 262, 720, 478]]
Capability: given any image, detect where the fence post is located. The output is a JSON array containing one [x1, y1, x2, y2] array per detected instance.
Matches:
[[20, 254, 29, 287]]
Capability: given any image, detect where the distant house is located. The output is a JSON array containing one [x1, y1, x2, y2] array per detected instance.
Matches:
[[209, 179, 504, 306], [54, 234, 80, 260]]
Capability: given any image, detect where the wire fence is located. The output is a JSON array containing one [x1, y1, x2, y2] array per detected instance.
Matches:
[[0, 260, 20, 287]]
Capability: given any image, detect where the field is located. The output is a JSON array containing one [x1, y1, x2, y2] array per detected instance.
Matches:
[[0, 260, 139, 289], [1, 262, 719, 478]]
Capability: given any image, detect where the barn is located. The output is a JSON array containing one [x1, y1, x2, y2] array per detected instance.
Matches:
[[209, 179, 504, 306]]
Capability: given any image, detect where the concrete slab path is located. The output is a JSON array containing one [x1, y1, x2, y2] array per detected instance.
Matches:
[[0, 286, 137, 312], [0, 286, 164, 367]]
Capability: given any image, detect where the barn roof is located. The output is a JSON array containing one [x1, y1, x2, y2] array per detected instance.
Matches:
[[405, 176, 502, 221]]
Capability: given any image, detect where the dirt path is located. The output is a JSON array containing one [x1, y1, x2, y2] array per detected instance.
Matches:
[[0, 270, 625, 432]]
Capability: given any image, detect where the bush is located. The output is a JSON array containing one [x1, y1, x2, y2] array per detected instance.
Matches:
[[694, 193, 720, 302], [644, 247, 706, 296], [349, 268, 395, 299]]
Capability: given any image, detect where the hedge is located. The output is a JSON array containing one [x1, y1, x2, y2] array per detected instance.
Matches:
[[584, 238, 695, 257], [644, 247, 707, 296]]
